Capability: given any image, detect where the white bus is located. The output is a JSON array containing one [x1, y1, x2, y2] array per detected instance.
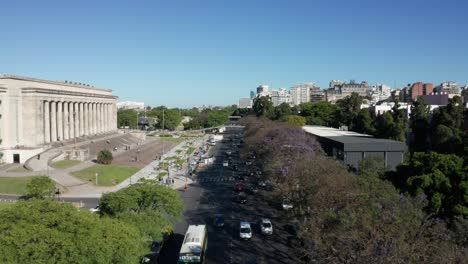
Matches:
[[178, 224, 207, 264]]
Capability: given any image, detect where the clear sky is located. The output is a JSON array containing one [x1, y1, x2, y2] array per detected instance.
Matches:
[[1, 0, 467, 107]]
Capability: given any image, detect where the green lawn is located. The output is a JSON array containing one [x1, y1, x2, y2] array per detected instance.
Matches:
[[157, 172, 167, 180], [71, 164, 139, 186], [51, 160, 81, 169], [0, 176, 44, 195]]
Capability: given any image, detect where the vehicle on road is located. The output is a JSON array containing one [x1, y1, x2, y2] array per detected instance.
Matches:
[[232, 165, 238, 171], [178, 225, 207, 264], [223, 160, 229, 167], [282, 199, 293, 210], [239, 221, 252, 240], [237, 192, 247, 204], [257, 180, 266, 187], [260, 218, 273, 235], [246, 161, 252, 166], [234, 184, 244, 192], [213, 214, 225, 227]]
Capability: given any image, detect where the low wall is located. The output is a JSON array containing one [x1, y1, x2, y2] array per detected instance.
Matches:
[[1, 148, 44, 164]]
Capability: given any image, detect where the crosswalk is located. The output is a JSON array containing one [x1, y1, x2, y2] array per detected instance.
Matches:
[[198, 177, 236, 183]]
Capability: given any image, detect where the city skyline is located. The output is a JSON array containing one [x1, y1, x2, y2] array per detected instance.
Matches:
[[1, 0, 467, 108]]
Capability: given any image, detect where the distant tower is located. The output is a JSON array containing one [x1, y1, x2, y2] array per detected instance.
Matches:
[[250, 91, 255, 99]]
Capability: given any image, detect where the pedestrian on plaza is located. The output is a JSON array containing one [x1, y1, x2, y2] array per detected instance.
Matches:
[[172, 179, 175, 185]]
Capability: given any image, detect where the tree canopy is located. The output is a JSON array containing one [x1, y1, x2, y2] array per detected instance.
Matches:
[[0, 199, 146, 264], [117, 109, 137, 128], [26, 176, 55, 199]]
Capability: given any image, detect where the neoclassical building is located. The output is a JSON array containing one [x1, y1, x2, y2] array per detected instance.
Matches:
[[0, 75, 118, 163]]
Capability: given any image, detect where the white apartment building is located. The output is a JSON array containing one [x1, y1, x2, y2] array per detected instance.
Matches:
[[238, 98, 253, 109], [270, 88, 292, 106], [291, 83, 314, 105], [117, 101, 145, 111]]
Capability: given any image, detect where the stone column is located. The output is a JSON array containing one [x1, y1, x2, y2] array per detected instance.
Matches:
[[84, 102, 89, 135], [99, 103, 103, 133], [104, 103, 108, 132], [57, 101, 63, 141], [79, 102, 84, 137], [94, 103, 98, 134], [63, 102, 69, 140], [44, 101, 50, 143], [96, 103, 100, 134], [69, 102, 75, 139], [74, 102, 79, 138], [50, 101, 57, 142]]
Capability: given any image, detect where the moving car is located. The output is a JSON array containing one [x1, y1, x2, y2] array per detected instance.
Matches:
[[239, 221, 252, 240], [246, 161, 252, 166], [89, 206, 100, 213], [223, 160, 229, 167], [260, 218, 273, 235], [282, 199, 293, 210], [213, 214, 225, 227]]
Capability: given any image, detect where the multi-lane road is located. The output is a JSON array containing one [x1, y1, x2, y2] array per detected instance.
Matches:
[[160, 126, 299, 264]]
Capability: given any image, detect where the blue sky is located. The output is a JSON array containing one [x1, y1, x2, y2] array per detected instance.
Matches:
[[1, 0, 467, 107]]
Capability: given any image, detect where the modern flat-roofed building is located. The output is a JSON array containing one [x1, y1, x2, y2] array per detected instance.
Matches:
[[116, 101, 145, 111], [0, 75, 118, 163], [238, 98, 253, 109], [303, 126, 406, 170]]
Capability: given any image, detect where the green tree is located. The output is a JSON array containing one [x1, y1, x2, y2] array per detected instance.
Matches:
[[409, 97, 430, 152], [0, 199, 146, 263], [26, 176, 55, 199], [374, 111, 396, 139], [117, 109, 137, 128], [273, 103, 292, 120], [99, 183, 183, 242], [252, 96, 274, 118], [285, 115, 306, 127], [97, 150, 113, 164], [391, 100, 407, 142], [336, 92, 363, 129], [355, 109, 375, 134], [431, 96, 465, 155], [299, 102, 339, 126], [156, 108, 182, 130], [393, 152, 468, 218]]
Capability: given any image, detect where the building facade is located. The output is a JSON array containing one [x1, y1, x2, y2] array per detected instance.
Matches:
[[0, 75, 118, 163], [270, 88, 292, 106], [238, 98, 253, 109], [409, 82, 433, 101], [117, 101, 145, 111]]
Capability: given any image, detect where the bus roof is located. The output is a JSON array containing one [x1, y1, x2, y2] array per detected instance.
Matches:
[[180, 225, 206, 254]]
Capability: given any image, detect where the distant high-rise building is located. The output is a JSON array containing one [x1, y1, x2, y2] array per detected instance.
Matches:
[[291, 83, 316, 105], [250, 91, 255, 99], [309, 85, 324, 103], [409, 82, 433, 101], [434, 82, 461, 98], [270, 88, 292, 106], [117, 101, 145, 111], [238, 98, 253, 109]]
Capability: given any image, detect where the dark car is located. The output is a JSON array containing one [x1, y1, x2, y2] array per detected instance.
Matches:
[[237, 192, 247, 204], [213, 214, 225, 227], [232, 165, 238, 171]]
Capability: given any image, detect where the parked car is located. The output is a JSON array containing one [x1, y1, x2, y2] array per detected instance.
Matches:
[[246, 161, 252, 166], [213, 214, 225, 227], [239, 221, 252, 240], [260, 218, 273, 235], [246, 185, 259, 194], [223, 160, 229, 167]]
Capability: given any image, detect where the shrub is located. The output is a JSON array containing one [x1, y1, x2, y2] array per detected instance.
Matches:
[[97, 150, 113, 165]]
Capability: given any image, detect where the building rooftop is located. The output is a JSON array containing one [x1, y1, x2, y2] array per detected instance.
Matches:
[[303, 126, 406, 151]]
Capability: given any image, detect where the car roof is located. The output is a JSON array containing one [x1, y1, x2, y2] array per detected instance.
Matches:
[[261, 218, 271, 223], [240, 221, 251, 227]]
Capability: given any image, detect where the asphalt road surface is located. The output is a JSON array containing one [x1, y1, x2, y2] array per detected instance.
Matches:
[[159, 126, 299, 264]]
